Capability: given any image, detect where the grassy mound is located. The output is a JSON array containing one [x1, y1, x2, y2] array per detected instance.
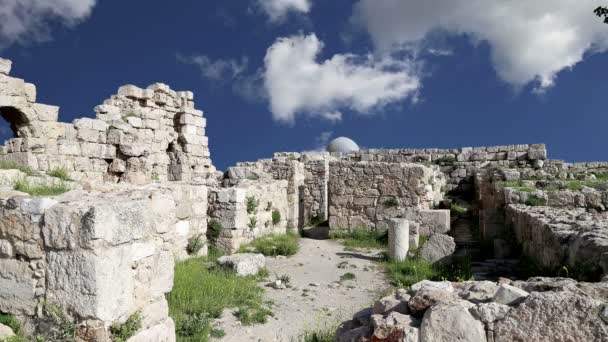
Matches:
[[239, 233, 300, 256]]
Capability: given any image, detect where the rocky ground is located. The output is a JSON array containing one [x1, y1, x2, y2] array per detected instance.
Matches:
[[215, 238, 390, 342]]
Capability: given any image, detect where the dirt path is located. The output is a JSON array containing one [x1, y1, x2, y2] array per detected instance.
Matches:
[[215, 238, 390, 342]]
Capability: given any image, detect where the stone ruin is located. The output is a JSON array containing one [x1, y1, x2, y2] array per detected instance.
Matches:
[[0, 56, 607, 341]]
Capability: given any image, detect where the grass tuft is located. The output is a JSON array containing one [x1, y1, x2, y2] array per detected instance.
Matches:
[[46, 167, 72, 181], [239, 233, 299, 256], [168, 254, 271, 342], [110, 311, 142, 342], [186, 234, 205, 255], [330, 229, 387, 249], [272, 210, 281, 226], [14, 178, 70, 196], [384, 254, 472, 288], [0, 160, 34, 175]]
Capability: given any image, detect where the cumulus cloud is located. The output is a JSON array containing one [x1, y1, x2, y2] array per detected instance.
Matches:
[[263, 33, 420, 124], [353, 0, 608, 91], [257, 0, 311, 22], [0, 0, 96, 47], [177, 54, 249, 82]]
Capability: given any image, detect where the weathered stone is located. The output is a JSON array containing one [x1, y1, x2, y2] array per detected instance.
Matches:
[[217, 253, 266, 276], [408, 287, 458, 316], [0, 322, 15, 338], [494, 291, 608, 342], [372, 312, 420, 342], [372, 294, 409, 315], [470, 302, 511, 323], [492, 284, 529, 306], [388, 218, 409, 261], [418, 234, 456, 263], [420, 300, 486, 342], [0, 58, 12, 75], [410, 280, 454, 293]]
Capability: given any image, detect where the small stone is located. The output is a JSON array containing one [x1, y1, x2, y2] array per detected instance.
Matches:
[[0, 322, 15, 338], [418, 234, 456, 264], [217, 253, 265, 276], [493, 284, 529, 306], [470, 302, 511, 323]]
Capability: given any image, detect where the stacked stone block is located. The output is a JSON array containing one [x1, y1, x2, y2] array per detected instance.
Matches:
[[0, 58, 214, 184], [0, 181, 208, 341]]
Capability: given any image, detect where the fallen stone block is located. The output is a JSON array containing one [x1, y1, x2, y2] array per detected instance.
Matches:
[[418, 234, 456, 263], [493, 284, 529, 306], [217, 253, 265, 276]]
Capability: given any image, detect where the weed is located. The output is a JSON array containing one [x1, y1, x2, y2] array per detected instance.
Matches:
[[383, 198, 399, 207], [278, 274, 291, 286], [44, 303, 75, 342], [234, 303, 273, 325], [168, 256, 271, 341], [525, 196, 547, 207], [14, 178, 70, 196], [0, 160, 34, 175], [248, 216, 258, 229], [433, 156, 456, 166], [239, 233, 299, 256], [207, 220, 223, 245], [46, 167, 72, 181], [272, 210, 281, 226], [0, 313, 22, 336], [110, 311, 142, 342], [330, 229, 387, 249], [384, 254, 472, 287], [339, 273, 356, 282], [450, 203, 468, 217], [187, 234, 205, 255], [246, 196, 259, 214]]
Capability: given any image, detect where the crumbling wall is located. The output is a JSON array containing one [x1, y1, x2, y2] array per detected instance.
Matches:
[[0, 58, 215, 184], [327, 161, 446, 231], [505, 204, 608, 279], [0, 181, 208, 340], [208, 180, 289, 253], [338, 144, 547, 193]]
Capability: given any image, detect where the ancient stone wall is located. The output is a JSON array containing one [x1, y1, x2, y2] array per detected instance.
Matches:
[[337, 144, 547, 193], [301, 155, 330, 224], [505, 204, 608, 279], [0, 180, 208, 340], [327, 161, 446, 231], [0, 60, 215, 184], [208, 180, 290, 253]]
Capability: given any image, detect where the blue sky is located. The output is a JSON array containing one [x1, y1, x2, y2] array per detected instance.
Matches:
[[1, 0, 608, 170]]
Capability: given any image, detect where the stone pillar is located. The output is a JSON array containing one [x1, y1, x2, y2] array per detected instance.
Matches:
[[388, 218, 409, 261]]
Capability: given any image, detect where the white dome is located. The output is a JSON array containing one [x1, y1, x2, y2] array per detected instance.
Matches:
[[327, 137, 360, 154]]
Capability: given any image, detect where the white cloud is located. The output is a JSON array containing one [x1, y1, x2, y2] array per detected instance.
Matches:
[[353, 0, 608, 91], [257, 0, 311, 22], [0, 0, 96, 47], [263, 33, 420, 124], [177, 54, 249, 82]]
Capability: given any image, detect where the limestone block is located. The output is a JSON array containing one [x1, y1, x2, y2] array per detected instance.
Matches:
[[493, 284, 529, 306], [118, 85, 144, 99], [0, 322, 15, 338], [179, 133, 207, 146], [418, 234, 456, 264], [119, 143, 148, 157], [133, 250, 174, 304], [419, 210, 450, 235], [31, 103, 59, 122], [77, 128, 101, 143], [127, 318, 175, 342], [127, 116, 142, 128], [0, 259, 38, 315], [58, 140, 81, 156], [46, 247, 134, 322], [217, 253, 266, 276], [109, 159, 126, 173], [43, 203, 89, 250], [179, 113, 206, 127], [388, 218, 409, 261], [420, 300, 486, 342], [0, 58, 12, 75]]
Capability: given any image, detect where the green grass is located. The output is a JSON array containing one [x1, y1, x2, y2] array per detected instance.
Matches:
[[239, 233, 300, 256], [292, 327, 336, 342], [383, 198, 399, 207], [0, 160, 33, 175], [14, 178, 70, 196], [110, 311, 142, 342], [450, 203, 468, 217], [186, 234, 205, 255], [384, 254, 473, 288], [329, 229, 388, 249], [46, 167, 72, 181], [272, 210, 281, 225], [525, 196, 547, 207], [246, 196, 259, 214], [207, 220, 223, 245], [339, 272, 356, 282], [0, 313, 22, 336], [167, 252, 271, 342]]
